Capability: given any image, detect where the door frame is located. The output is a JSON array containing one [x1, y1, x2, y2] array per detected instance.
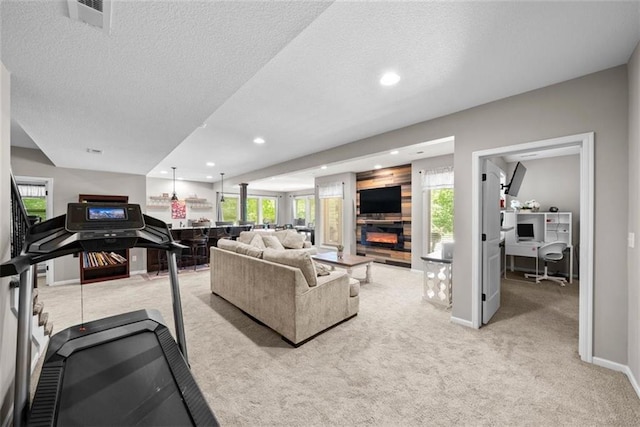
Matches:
[[471, 132, 594, 363]]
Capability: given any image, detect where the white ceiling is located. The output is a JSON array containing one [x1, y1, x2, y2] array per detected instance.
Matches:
[[2, 1, 639, 191]]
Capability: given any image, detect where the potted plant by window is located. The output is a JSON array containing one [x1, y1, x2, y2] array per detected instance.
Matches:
[[336, 244, 344, 259]]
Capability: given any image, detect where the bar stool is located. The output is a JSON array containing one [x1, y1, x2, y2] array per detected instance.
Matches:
[[180, 229, 209, 271]]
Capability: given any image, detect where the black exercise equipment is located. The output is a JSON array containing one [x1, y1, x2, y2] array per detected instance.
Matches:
[[1, 203, 218, 426]]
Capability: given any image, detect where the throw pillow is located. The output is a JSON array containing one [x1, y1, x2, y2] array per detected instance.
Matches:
[[263, 248, 317, 287], [314, 261, 331, 276], [237, 231, 256, 245], [280, 231, 306, 249], [262, 235, 285, 250], [216, 238, 239, 251], [249, 234, 266, 249], [234, 241, 263, 258]]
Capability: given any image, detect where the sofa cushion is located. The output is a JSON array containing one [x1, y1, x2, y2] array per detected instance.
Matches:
[[348, 278, 360, 297], [235, 241, 263, 258], [249, 234, 266, 249], [216, 238, 239, 251], [280, 231, 306, 249], [262, 235, 286, 250], [263, 248, 317, 287]]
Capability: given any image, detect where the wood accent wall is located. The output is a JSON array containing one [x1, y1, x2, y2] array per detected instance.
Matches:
[[356, 164, 412, 267]]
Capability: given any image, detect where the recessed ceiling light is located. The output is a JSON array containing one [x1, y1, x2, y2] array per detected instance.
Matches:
[[254, 137, 265, 144], [321, 165, 327, 170], [390, 150, 399, 155], [374, 164, 382, 169], [206, 162, 215, 167], [160, 170, 168, 174], [380, 72, 400, 86], [206, 175, 213, 179]]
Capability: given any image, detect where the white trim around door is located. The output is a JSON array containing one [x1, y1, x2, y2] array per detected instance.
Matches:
[[470, 132, 594, 363]]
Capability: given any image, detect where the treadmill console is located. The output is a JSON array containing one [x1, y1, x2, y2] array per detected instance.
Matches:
[[66, 203, 145, 238]]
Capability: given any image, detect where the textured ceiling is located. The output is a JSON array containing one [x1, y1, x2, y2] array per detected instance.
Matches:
[[2, 1, 639, 191]]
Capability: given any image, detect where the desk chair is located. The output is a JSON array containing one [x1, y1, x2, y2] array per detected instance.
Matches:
[[524, 242, 567, 286]]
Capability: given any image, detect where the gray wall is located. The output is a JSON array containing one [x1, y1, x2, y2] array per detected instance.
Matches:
[[231, 65, 630, 364], [628, 41, 640, 389], [1, 62, 16, 425], [11, 147, 147, 283]]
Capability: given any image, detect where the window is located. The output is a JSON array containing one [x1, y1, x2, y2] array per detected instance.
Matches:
[[221, 196, 239, 223], [246, 196, 278, 224], [422, 167, 454, 253], [18, 184, 47, 222], [321, 198, 342, 245], [293, 195, 315, 226], [319, 182, 343, 246]]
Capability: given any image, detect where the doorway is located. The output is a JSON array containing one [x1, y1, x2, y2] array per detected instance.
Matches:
[[471, 132, 594, 363], [15, 176, 54, 285]]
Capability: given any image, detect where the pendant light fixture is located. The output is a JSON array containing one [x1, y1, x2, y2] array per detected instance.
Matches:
[[220, 172, 225, 203], [171, 167, 179, 201]]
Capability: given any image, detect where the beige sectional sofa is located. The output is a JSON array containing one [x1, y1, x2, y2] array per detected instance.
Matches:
[[210, 230, 359, 346]]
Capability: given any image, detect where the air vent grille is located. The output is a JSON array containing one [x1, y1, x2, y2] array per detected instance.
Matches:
[[78, 0, 103, 13]]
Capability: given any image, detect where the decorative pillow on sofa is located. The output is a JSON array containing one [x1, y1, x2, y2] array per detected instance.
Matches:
[[237, 231, 256, 245], [280, 231, 306, 249], [249, 234, 266, 249], [313, 261, 331, 276], [235, 241, 263, 258], [217, 238, 239, 251], [262, 235, 286, 251], [263, 248, 317, 287]]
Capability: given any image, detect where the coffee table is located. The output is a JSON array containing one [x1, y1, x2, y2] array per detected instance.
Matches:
[[312, 252, 373, 283]]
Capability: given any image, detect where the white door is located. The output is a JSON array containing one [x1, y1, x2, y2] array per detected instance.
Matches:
[[482, 160, 502, 324]]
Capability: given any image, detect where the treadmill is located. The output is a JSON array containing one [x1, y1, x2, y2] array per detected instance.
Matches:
[[0, 203, 218, 426]]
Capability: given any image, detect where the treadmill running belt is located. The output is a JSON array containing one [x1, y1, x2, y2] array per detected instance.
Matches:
[[57, 332, 193, 426]]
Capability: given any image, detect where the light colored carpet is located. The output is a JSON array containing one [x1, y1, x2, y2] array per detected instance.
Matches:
[[36, 264, 640, 426]]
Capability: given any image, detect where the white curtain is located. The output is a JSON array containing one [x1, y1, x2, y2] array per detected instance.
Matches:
[[18, 184, 46, 197], [421, 166, 454, 189], [318, 181, 343, 199]]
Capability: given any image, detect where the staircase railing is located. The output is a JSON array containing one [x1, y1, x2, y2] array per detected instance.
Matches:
[[10, 173, 31, 258]]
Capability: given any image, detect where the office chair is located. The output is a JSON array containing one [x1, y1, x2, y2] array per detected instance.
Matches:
[[524, 241, 567, 286]]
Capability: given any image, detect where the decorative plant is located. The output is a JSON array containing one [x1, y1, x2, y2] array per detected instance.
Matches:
[[523, 200, 540, 210]]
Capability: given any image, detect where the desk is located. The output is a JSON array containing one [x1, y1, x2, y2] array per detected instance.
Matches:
[[505, 241, 573, 283]]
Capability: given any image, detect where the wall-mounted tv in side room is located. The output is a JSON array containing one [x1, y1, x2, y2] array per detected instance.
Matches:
[[359, 185, 402, 214], [504, 161, 527, 197]]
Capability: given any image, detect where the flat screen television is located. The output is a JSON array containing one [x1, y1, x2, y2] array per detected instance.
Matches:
[[359, 186, 402, 214], [505, 161, 527, 197]]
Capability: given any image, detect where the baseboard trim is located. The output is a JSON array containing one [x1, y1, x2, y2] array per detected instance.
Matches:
[[450, 316, 474, 328], [130, 269, 147, 276], [51, 279, 79, 286], [593, 357, 640, 400]]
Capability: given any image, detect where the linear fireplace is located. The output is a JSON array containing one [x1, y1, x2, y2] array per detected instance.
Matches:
[[361, 223, 404, 250]]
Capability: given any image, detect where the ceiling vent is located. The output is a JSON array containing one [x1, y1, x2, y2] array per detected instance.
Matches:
[[67, 0, 112, 32]]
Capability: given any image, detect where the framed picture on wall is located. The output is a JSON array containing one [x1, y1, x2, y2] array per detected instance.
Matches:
[[171, 200, 186, 219]]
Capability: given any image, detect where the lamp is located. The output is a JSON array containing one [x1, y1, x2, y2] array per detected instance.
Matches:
[[220, 172, 225, 203], [171, 167, 178, 201]]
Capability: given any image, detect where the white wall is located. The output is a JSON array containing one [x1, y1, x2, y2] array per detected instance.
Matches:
[[628, 40, 640, 390], [11, 147, 147, 282], [146, 177, 215, 229], [0, 62, 16, 426]]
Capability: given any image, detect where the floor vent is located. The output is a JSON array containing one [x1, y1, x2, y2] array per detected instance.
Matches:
[[67, 0, 111, 32]]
